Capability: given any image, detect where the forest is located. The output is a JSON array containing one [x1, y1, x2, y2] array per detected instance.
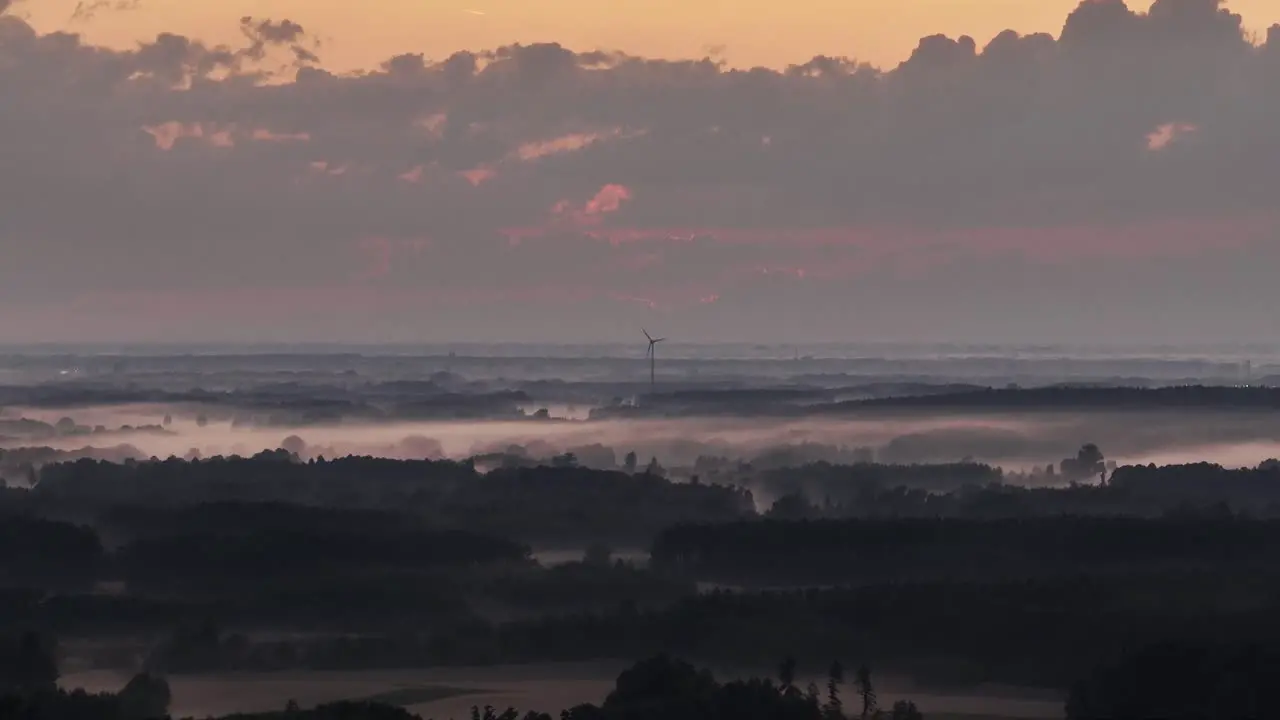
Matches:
[[4, 374, 1280, 719]]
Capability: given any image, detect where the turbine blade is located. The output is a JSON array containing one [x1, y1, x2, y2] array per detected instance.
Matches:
[[642, 329, 653, 342], [654, 338, 666, 343]]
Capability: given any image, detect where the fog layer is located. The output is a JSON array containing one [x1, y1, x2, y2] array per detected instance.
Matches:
[[8, 403, 1280, 475]]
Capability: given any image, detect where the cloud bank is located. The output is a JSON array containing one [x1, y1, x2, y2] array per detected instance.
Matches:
[[1, 0, 1279, 344]]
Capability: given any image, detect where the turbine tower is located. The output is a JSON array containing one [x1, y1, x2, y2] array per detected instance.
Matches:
[[643, 329, 665, 391]]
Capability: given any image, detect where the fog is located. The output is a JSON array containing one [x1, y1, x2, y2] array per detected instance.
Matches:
[[9, 402, 1280, 476]]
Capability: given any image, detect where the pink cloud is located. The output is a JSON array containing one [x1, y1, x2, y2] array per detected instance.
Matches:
[[143, 122, 235, 150], [584, 184, 633, 215], [252, 128, 311, 142], [551, 183, 633, 227], [1147, 122, 1198, 151], [517, 131, 613, 161], [504, 183, 635, 240], [459, 166, 497, 186], [307, 161, 348, 176], [47, 211, 1272, 337], [398, 165, 425, 183], [145, 123, 310, 150], [483, 212, 1278, 319], [514, 128, 646, 162]]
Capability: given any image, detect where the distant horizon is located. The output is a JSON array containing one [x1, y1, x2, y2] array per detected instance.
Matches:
[[1, 339, 1276, 363]]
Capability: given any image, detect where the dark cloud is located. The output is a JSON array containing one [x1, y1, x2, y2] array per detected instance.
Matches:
[[241, 17, 305, 45], [0, 0, 1278, 343], [238, 16, 319, 67], [70, 0, 141, 24]]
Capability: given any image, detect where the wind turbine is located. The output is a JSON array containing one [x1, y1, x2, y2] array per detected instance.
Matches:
[[643, 329, 665, 391]]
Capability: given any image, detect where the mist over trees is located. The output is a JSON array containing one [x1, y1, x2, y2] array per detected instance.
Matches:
[[6, 356, 1280, 716]]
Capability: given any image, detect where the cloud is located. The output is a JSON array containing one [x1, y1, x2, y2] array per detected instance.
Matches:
[[69, 0, 141, 24], [517, 129, 631, 161], [0, 1, 1279, 344], [1146, 121, 1199, 150], [237, 16, 320, 67]]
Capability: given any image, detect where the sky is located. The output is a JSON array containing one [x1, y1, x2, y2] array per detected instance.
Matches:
[[2, 0, 1280, 345], [17, 0, 1280, 73]]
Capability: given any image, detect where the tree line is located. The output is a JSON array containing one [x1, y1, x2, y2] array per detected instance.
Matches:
[[27, 456, 755, 547], [649, 515, 1280, 586]]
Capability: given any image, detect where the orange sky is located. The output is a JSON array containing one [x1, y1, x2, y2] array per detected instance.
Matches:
[[21, 0, 1280, 71]]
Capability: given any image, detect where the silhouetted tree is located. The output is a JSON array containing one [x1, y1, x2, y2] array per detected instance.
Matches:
[[855, 666, 876, 719], [281, 435, 307, 457], [1064, 641, 1280, 719], [889, 700, 923, 720], [603, 654, 717, 715], [824, 661, 844, 720], [0, 631, 59, 693], [472, 706, 517, 720], [1062, 444, 1105, 482], [552, 453, 579, 469], [769, 493, 815, 520], [779, 656, 798, 697], [806, 682, 821, 709], [117, 672, 172, 720], [644, 457, 666, 479]]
